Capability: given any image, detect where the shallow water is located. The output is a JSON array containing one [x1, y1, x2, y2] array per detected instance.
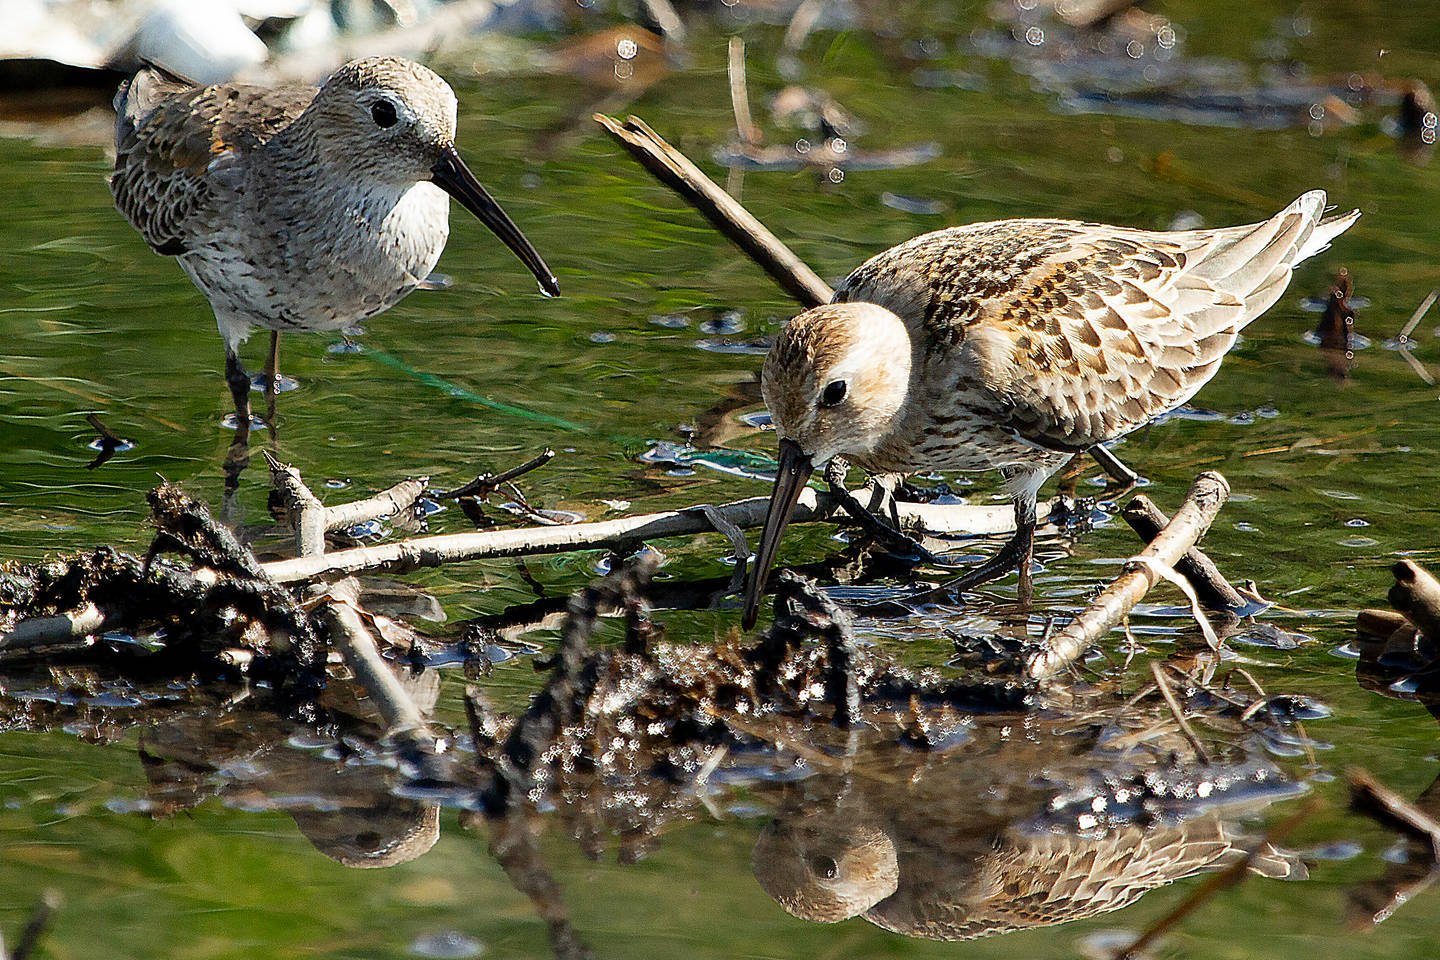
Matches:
[[4, 0, 1440, 956]]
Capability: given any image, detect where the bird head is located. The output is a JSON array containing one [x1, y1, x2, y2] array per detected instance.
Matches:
[[742, 303, 913, 627], [311, 57, 559, 296]]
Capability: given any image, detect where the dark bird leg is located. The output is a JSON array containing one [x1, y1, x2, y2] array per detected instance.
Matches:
[[263, 331, 281, 431], [1089, 444, 1141, 500], [823, 458, 939, 563], [940, 496, 1036, 599], [224, 346, 252, 440]]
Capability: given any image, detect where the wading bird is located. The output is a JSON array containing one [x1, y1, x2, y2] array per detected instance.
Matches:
[[111, 56, 558, 431], [743, 191, 1358, 627]]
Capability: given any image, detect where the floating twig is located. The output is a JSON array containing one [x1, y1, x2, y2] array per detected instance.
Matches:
[[1026, 473, 1230, 681], [728, 37, 762, 146], [1348, 767, 1440, 861], [436, 450, 556, 501]]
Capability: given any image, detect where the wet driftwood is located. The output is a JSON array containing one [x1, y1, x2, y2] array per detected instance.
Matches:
[[1121, 494, 1249, 611], [1026, 472, 1231, 681], [594, 113, 833, 307], [261, 485, 1062, 583]]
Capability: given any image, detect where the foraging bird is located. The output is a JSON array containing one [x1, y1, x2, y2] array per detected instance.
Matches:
[[110, 57, 559, 428], [742, 191, 1358, 627]]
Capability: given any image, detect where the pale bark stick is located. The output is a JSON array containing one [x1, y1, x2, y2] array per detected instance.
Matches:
[[1389, 560, 1440, 641], [1026, 472, 1230, 681], [262, 488, 1062, 584], [264, 453, 326, 558], [319, 578, 434, 741], [323, 477, 429, 532], [594, 113, 834, 307], [0, 604, 106, 653], [1121, 494, 1248, 611]]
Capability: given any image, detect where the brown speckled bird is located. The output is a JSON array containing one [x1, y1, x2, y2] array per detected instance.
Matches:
[[111, 57, 558, 427], [743, 191, 1358, 626]]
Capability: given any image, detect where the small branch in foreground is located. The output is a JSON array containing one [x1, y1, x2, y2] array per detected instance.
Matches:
[[324, 477, 429, 532], [1348, 766, 1440, 861], [594, 113, 833, 308], [1026, 472, 1230, 681], [1122, 494, 1250, 611], [261, 487, 1063, 585], [4, 891, 58, 960], [317, 578, 441, 755]]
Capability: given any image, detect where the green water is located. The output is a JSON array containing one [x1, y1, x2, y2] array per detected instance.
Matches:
[[4, 0, 1440, 956]]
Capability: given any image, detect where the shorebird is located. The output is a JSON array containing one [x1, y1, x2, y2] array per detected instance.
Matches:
[[742, 190, 1358, 627], [110, 56, 559, 429]]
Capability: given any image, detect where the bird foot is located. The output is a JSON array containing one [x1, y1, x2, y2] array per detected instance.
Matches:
[[823, 459, 942, 564]]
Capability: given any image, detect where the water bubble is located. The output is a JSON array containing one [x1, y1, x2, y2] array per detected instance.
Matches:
[[827, 167, 846, 184], [1343, 518, 1370, 527], [616, 37, 638, 60], [699, 311, 746, 335], [881, 192, 944, 215], [410, 932, 484, 959], [589, 331, 616, 344], [1024, 26, 1044, 46], [324, 479, 349, 489], [1339, 536, 1377, 548], [649, 314, 690, 329], [87, 436, 135, 453], [327, 339, 364, 354]]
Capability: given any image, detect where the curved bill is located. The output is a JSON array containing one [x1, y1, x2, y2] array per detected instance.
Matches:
[[431, 144, 560, 298], [741, 438, 815, 629]]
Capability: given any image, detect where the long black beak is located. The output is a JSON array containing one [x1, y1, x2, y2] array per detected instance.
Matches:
[[742, 438, 815, 629], [431, 144, 560, 298]]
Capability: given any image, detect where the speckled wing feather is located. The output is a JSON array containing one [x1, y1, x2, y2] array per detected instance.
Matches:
[[110, 67, 312, 256], [837, 191, 1359, 452]]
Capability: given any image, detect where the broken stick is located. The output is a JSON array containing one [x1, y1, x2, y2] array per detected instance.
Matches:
[[1121, 494, 1249, 611], [594, 113, 833, 307], [1026, 472, 1230, 681]]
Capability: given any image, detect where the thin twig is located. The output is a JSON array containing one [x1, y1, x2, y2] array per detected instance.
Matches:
[[1112, 799, 1318, 960], [436, 449, 557, 500], [1348, 767, 1440, 861], [594, 113, 833, 307], [728, 36, 763, 146], [1151, 662, 1210, 763], [1121, 495, 1250, 611]]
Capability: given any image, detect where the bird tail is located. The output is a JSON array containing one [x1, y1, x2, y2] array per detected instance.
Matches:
[[1294, 193, 1362, 264]]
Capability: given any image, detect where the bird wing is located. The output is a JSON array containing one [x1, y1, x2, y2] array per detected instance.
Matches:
[[110, 67, 313, 256], [837, 191, 1359, 451]]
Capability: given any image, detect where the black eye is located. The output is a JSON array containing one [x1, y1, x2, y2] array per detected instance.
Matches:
[[370, 99, 398, 128], [809, 855, 839, 880], [820, 380, 848, 407]]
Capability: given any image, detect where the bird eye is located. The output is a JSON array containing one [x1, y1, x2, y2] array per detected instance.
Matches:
[[820, 380, 848, 407], [809, 855, 840, 880], [370, 99, 399, 128]]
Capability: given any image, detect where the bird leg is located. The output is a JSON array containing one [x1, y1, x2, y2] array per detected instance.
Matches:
[[823, 458, 939, 563], [263, 331, 281, 430], [939, 493, 1038, 601], [224, 347, 252, 441]]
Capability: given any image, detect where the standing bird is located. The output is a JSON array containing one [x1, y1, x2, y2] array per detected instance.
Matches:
[[742, 191, 1358, 627], [110, 57, 559, 431]]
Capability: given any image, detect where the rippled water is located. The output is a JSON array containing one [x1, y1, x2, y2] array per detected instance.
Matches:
[[4, 1, 1440, 957]]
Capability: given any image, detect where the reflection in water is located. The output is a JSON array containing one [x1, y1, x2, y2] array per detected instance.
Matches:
[[0, 562, 1323, 957]]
